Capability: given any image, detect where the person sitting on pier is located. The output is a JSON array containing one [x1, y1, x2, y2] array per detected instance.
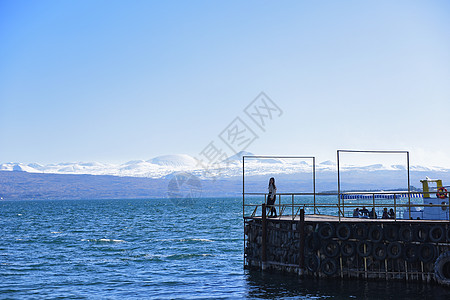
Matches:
[[382, 207, 389, 219], [369, 208, 377, 219], [267, 177, 277, 217], [388, 208, 395, 219], [360, 206, 369, 218]]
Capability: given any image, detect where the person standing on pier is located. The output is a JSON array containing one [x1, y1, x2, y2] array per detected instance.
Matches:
[[267, 177, 277, 217], [369, 208, 377, 219], [382, 207, 389, 219]]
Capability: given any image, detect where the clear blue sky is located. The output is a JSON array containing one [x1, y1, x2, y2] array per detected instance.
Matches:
[[1, 0, 449, 166]]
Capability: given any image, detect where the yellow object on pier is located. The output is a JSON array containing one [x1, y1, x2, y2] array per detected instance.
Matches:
[[421, 178, 442, 198]]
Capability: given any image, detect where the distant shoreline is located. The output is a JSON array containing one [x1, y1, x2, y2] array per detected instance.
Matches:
[[1, 170, 449, 201]]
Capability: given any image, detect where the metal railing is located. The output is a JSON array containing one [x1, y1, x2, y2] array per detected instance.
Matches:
[[243, 191, 450, 222]]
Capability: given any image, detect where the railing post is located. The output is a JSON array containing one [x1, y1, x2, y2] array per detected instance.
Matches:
[[337, 150, 341, 217], [407, 151, 411, 220], [242, 156, 245, 218], [298, 208, 305, 276], [372, 193, 375, 214], [394, 194, 397, 221], [313, 157, 316, 214], [292, 194, 294, 220], [261, 203, 267, 270], [278, 194, 281, 218]]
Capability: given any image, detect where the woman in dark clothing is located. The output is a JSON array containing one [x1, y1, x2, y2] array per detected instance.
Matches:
[[388, 208, 395, 219], [267, 177, 277, 217]]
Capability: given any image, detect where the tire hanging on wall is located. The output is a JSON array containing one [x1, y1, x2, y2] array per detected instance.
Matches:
[[399, 225, 414, 243], [318, 222, 335, 240], [373, 243, 387, 260], [305, 254, 320, 273], [434, 251, 450, 287], [446, 226, 450, 242], [321, 240, 340, 258], [418, 243, 436, 263], [429, 225, 445, 243], [414, 225, 429, 243], [336, 223, 351, 241], [321, 258, 338, 276], [340, 241, 356, 257], [368, 225, 383, 242], [387, 242, 402, 259]]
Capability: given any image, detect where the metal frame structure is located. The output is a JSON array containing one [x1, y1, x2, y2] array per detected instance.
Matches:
[[242, 155, 316, 215], [337, 150, 411, 218], [242, 150, 449, 221], [242, 155, 316, 268]]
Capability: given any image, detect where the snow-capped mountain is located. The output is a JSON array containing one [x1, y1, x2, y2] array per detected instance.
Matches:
[[150, 154, 197, 167], [3, 153, 450, 201], [1, 153, 450, 180]]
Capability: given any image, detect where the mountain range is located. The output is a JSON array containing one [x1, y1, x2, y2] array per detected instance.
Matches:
[[2, 152, 450, 200], [1, 152, 447, 179]]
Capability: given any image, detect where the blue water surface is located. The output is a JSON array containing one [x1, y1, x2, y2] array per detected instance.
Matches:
[[1, 198, 449, 299]]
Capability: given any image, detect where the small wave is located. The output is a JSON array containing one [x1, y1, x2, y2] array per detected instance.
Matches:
[[191, 238, 213, 242], [123, 253, 162, 261], [166, 253, 213, 260], [81, 239, 125, 243], [140, 254, 164, 262], [157, 238, 214, 243], [51, 231, 62, 234]]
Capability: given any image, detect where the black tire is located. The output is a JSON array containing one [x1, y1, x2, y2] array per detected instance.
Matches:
[[336, 223, 351, 241], [321, 240, 340, 258], [414, 225, 429, 242], [368, 225, 383, 242], [373, 243, 387, 260], [387, 242, 402, 259], [305, 254, 320, 273], [419, 243, 436, 263], [321, 258, 338, 276], [403, 244, 418, 263], [429, 225, 445, 243], [384, 225, 399, 242], [305, 233, 321, 252], [356, 241, 372, 257], [435, 251, 450, 286], [318, 223, 335, 240], [399, 225, 413, 243], [353, 223, 368, 240], [446, 226, 450, 242], [341, 241, 356, 257]]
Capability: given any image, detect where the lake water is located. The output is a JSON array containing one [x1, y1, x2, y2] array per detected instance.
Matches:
[[1, 198, 449, 299]]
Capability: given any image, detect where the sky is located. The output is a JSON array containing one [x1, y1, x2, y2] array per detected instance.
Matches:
[[1, 0, 450, 167]]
